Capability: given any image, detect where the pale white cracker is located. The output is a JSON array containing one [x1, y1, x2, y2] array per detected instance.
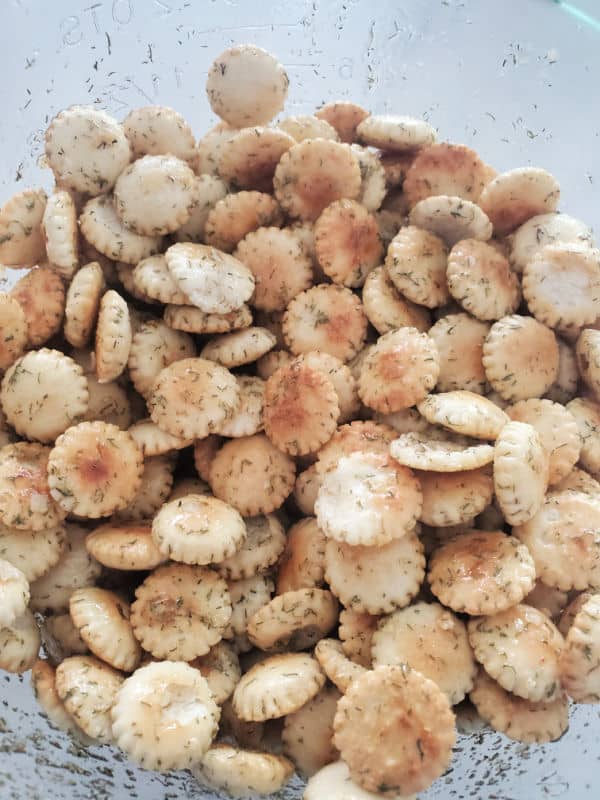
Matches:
[[510, 212, 594, 274], [79, 195, 163, 264], [479, 167, 560, 236], [390, 431, 495, 472], [165, 242, 254, 314], [114, 154, 197, 236], [123, 105, 196, 162], [356, 114, 437, 151], [417, 391, 509, 440], [409, 195, 492, 246], [41, 190, 79, 277], [95, 290, 132, 383], [1, 348, 89, 444], [206, 44, 289, 127], [45, 105, 131, 194]]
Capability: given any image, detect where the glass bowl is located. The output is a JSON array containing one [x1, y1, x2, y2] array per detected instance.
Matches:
[[0, 0, 599, 797]]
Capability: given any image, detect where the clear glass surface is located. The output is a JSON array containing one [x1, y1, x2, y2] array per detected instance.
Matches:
[[0, 0, 599, 797]]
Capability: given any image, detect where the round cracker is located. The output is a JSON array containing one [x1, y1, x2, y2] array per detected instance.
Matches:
[[468, 603, 564, 702], [1, 349, 89, 444], [247, 588, 338, 652], [10, 266, 65, 347], [304, 759, 418, 800], [316, 451, 422, 546], [233, 653, 325, 722], [216, 513, 285, 581], [390, 431, 495, 472], [128, 319, 196, 398], [469, 669, 568, 744], [234, 226, 313, 312], [372, 602, 477, 704], [294, 351, 359, 424], [385, 225, 450, 309], [41, 190, 79, 277], [338, 608, 379, 668], [114, 154, 196, 236], [131, 562, 231, 660], [0, 523, 66, 583], [356, 114, 436, 151], [204, 191, 283, 252], [447, 239, 521, 320], [510, 212, 594, 273], [0, 442, 66, 531], [276, 516, 326, 594], [418, 391, 509, 440], [350, 144, 387, 211], [324, 529, 425, 615], [148, 357, 239, 440], [218, 127, 295, 192], [493, 421, 549, 525], [193, 743, 293, 796], [417, 467, 494, 527], [164, 303, 252, 335], [45, 105, 131, 194], [409, 195, 492, 246], [576, 328, 600, 399], [113, 452, 175, 522], [64, 262, 105, 348], [274, 139, 361, 221], [428, 530, 536, 615], [263, 359, 340, 456], [165, 242, 254, 314], [209, 434, 296, 517], [482, 314, 559, 402], [112, 660, 219, 770], [316, 419, 397, 476], [283, 284, 368, 363], [314, 199, 382, 288], [0, 293, 27, 371], [0, 188, 47, 268], [86, 522, 165, 571], [403, 142, 492, 206], [314, 101, 369, 143], [123, 105, 196, 163], [513, 491, 600, 591], [95, 290, 132, 384], [173, 173, 228, 244], [358, 327, 440, 413], [522, 243, 600, 333], [429, 312, 489, 394], [507, 398, 580, 485], [217, 375, 265, 438], [279, 114, 339, 142], [559, 593, 600, 703], [206, 44, 289, 127], [281, 684, 340, 777], [128, 418, 192, 457], [333, 664, 455, 796], [362, 266, 431, 336], [79, 194, 163, 264], [566, 396, 600, 473], [69, 586, 141, 672], [47, 421, 143, 518], [479, 167, 560, 236], [55, 655, 123, 743], [195, 122, 236, 176], [152, 493, 246, 566]]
